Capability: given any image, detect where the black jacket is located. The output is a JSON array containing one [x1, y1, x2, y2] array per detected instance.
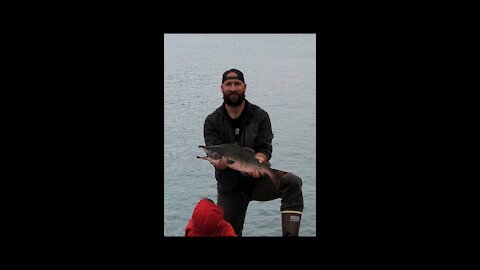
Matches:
[[204, 99, 274, 193]]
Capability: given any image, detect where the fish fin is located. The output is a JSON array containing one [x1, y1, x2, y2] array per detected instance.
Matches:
[[264, 161, 271, 167], [227, 159, 235, 165]]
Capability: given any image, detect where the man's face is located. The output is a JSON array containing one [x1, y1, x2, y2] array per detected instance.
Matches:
[[221, 72, 247, 106]]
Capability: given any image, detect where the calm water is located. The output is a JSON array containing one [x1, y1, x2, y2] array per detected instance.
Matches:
[[164, 34, 316, 236]]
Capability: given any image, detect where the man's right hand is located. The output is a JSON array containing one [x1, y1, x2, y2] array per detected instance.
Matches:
[[210, 156, 228, 170]]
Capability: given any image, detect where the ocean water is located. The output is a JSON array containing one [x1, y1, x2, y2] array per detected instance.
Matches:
[[164, 34, 316, 236]]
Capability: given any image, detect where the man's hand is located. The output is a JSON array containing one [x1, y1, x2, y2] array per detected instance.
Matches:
[[210, 156, 228, 170], [248, 152, 268, 178], [249, 170, 264, 178], [255, 152, 267, 164]]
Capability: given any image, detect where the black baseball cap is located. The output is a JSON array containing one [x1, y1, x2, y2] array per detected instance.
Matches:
[[222, 69, 245, 83]]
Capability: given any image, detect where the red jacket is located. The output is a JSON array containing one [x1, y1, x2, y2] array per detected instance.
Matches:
[[185, 199, 237, 237]]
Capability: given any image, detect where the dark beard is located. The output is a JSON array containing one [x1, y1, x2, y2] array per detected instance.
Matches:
[[223, 93, 245, 107]]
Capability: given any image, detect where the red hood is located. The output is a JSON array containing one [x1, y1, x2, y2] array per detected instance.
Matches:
[[185, 199, 236, 237]]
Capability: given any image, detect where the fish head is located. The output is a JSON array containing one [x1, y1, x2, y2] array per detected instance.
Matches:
[[197, 145, 223, 161]]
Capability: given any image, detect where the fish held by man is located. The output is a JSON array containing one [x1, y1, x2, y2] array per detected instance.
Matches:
[[197, 143, 290, 187]]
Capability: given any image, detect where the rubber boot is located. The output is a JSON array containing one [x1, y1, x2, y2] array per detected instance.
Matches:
[[281, 211, 302, 237]]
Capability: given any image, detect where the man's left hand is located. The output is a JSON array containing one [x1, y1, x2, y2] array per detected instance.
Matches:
[[247, 153, 268, 178], [255, 152, 267, 164]]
